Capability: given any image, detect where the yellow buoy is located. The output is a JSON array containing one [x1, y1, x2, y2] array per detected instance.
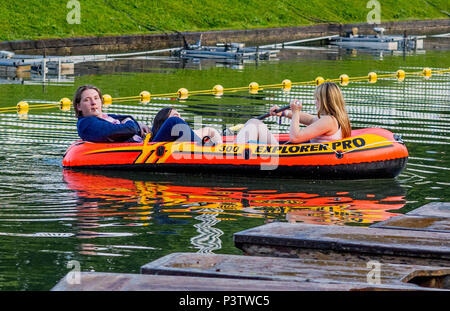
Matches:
[[140, 91, 151, 103], [177, 88, 189, 99], [423, 67, 432, 79], [212, 85, 224, 96], [59, 98, 72, 111], [249, 82, 259, 94], [103, 94, 112, 106], [16, 101, 29, 115], [339, 74, 350, 86], [282, 79, 292, 89], [396, 69, 406, 81], [315, 76, 324, 86], [368, 72, 377, 83]]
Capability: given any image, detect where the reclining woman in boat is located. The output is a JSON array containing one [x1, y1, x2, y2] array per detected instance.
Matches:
[[269, 81, 352, 143], [150, 107, 280, 145], [73, 85, 150, 143], [150, 107, 223, 144], [73, 85, 217, 145]]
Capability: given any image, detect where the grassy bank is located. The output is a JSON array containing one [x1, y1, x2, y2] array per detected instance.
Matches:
[[1, 0, 449, 41]]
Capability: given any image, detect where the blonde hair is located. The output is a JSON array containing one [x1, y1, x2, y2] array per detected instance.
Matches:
[[314, 82, 352, 138]]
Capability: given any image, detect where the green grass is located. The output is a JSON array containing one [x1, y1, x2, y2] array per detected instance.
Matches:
[[1, 0, 449, 41]]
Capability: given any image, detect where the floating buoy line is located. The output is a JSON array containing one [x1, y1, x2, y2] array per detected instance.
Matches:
[[1, 67, 448, 116]]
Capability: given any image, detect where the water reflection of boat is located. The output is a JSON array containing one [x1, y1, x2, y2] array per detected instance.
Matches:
[[63, 169, 406, 226]]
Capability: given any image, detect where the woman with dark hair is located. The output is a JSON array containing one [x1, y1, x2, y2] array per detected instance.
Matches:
[[151, 107, 276, 145], [73, 85, 150, 143], [151, 107, 223, 145], [150, 107, 174, 139]]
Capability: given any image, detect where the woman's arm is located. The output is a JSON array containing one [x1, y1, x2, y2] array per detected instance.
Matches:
[[289, 117, 334, 143], [77, 116, 141, 143], [289, 104, 335, 143], [270, 102, 316, 125], [284, 110, 316, 125]]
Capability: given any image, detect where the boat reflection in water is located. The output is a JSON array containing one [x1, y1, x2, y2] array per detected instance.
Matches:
[[63, 170, 406, 253]]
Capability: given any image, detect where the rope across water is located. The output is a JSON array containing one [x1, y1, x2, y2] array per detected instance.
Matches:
[[6, 67, 449, 115]]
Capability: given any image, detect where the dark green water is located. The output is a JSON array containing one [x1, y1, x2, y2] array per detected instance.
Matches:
[[0, 41, 449, 290]]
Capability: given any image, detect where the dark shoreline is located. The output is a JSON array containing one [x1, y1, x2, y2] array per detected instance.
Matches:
[[1, 19, 449, 55]]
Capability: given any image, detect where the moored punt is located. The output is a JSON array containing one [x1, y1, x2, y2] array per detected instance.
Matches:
[[174, 41, 278, 60], [406, 202, 450, 218], [330, 35, 425, 50], [371, 202, 450, 233], [371, 215, 450, 233], [329, 27, 425, 50], [233, 221, 450, 266], [52, 271, 440, 291], [331, 37, 400, 50], [141, 252, 449, 290], [63, 128, 408, 179]]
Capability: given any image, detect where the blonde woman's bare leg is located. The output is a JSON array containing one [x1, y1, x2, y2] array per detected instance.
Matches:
[[235, 119, 277, 144], [193, 127, 223, 144]]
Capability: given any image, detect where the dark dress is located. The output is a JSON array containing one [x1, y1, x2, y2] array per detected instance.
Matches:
[[151, 117, 201, 143]]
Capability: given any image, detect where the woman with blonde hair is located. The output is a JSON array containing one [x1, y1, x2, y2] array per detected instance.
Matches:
[[270, 81, 351, 143]]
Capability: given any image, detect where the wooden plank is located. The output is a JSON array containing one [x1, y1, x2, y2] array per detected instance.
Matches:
[[234, 223, 450, 265], [371, 215, 450, 233], [141, 252, 449, 290], [407, 202, 450, 218], [51, 272, 441, 291]]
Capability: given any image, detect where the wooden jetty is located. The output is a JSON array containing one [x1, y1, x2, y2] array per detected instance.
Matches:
[[52, 202, 450, 291], [0, 47, 179, 80], [0, 52, 74, 76], [371, 215, 449, 233], [53, 271, 433, 291], [52, 253, 448, 291], [234, 206, 450, 267], [0, 58, 33, 75], [141, 252, 449, 290], [370, 202, 450, 233]]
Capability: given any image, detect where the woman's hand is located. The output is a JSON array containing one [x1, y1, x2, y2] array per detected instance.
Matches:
[[121, 117, 134, 124], [290, 99, 302, 113], [138, 122, 151, 137], [269, 105, 282, 116], [122, 118, 150, 138]]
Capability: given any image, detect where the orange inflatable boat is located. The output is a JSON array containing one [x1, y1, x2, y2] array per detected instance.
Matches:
[[62, 128, 408, 179]]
